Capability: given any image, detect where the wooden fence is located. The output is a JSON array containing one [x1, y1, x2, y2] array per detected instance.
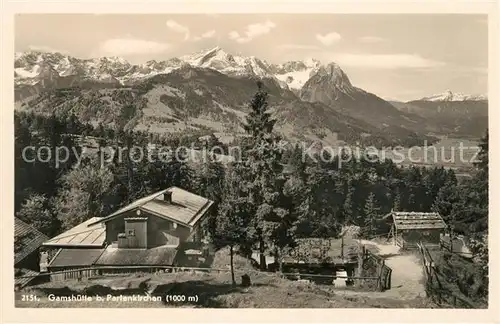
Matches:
[[16, 264, 383, 286], [15, 265, 221, 282], [17, 255, 390, 291], [417, 242, 478, 308], [395, 237, 405, 249], [364, 248, 392, 291], [49, 269, 101, 282]]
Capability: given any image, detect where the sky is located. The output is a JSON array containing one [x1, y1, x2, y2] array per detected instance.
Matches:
[[15, 14, 488, 101]]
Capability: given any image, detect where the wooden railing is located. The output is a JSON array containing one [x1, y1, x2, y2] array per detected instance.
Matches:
[[417, 241, 478, 308], [16, 263, 384, 290], [17, 254, 390, 291], [364, 248, 392, 291], [395, 237, 404, 249], [15, 265, 223, 282]]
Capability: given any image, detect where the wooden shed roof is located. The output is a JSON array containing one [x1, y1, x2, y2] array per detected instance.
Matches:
[[15, 268, 39, 289], [14, 217, 49, 265], [389, 211, 447, 230]]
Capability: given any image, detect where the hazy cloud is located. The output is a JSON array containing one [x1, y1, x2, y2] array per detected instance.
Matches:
[[166, 19, 190, 41], [359, 36, 386, 43], [97, 38, 170, 56], [276, 44, 320, 50], [315, 32, 342, 46], [193, 29, 216, 41], [228, 20, 276, 43], [324, 53, 444, 69], [449, 65, 488, 75], [28, 45, 69, 54]]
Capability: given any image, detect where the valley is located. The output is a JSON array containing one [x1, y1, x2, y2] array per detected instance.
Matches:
[[14, 47, 487, 168]]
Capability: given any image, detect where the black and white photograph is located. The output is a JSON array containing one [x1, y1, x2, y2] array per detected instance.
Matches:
[[7, 10, 492, 313]]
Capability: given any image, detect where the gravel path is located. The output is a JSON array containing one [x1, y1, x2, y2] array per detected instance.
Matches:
[[335, 239, 426, 300]]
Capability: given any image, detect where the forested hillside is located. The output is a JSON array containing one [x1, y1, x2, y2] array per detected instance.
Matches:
[[15, 85, 488, 253]]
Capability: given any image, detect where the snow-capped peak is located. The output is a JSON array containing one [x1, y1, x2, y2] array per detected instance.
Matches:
[[111, 56, 129, 64], [271, 58, 323, 91], [179, 46, 274, 78], [420, 90, 487, 101], [302, 62, 356, 95], [316, 63, 351, 84], [14, 47, 359, 92], [304, 57, 321, 68], [181, 46, 228, 66]]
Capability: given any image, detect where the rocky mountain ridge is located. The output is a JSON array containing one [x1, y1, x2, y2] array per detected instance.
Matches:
[[14, 47, 486, 144]]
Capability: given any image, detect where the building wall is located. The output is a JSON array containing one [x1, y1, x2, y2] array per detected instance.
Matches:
[[104, 209, 196, 248], [147, 214, 190, 248], [105, 213, 129, 243], [125, 219, 148, 248], [189, 223, 206, 243]]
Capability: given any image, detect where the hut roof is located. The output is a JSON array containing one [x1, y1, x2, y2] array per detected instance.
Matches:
[[89, 186, 213, 228], [388, 211, 447, 230], [14, 217, 49, 265]]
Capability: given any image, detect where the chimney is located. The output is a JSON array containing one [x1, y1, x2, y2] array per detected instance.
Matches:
[[164, 191, 172, 203]]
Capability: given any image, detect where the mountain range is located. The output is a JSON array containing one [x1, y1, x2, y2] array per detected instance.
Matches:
[[14, 47, 488, 146], [14, 47, 323, 92]]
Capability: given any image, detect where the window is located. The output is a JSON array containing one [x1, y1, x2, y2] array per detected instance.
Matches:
[[128, 229, 135, 236]]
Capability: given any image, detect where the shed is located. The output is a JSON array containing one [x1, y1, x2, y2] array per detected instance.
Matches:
[[14, 217, 49, 289], [386, 211, 447, 249]]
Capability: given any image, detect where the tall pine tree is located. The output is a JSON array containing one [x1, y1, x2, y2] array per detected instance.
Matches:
[[196, 152, 226, 242], [242, 81, 291, 270], [216, 163, 253, 284], [363, 192, 381, 238]]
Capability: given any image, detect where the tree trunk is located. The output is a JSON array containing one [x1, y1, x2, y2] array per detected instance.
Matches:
[[278, 247, 283, 277], [341, 236, 344, 259], [259, 239, 266, 271], [230, 245, 236, 285]]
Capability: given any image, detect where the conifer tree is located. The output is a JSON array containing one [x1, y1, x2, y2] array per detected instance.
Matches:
[[363, 192, 380, 237], [343, 181, 355, 224], [196, 152, 226, 241], [216, 163, 253, 285], [242, 81, 291, 270], [393, 188, 402, 211]]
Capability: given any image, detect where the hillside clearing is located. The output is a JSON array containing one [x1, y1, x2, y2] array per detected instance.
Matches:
[[16, 270, 433, 308], [16, 242, 434, 308]]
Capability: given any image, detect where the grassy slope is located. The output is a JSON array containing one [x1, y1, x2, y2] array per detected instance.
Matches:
[[16, 271, 433, 308], [16, 249, 433, 308], [427, 250, 487, 308]]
